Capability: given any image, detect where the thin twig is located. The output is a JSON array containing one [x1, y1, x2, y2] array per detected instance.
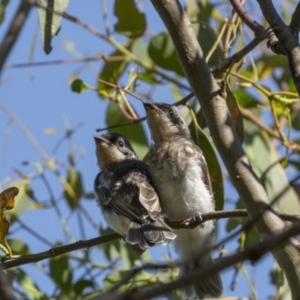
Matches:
[[228, 0, 266, 38], [101, 0, 110, 36], [0, 102, 49, 161], [101, 56, 137, 119], [3, 55, 125, 70], [95, 117, 146, 133]]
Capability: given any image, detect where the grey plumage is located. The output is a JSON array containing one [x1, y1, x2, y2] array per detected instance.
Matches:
[[94, 132, 176, 250], [144, 102, 223, 299]]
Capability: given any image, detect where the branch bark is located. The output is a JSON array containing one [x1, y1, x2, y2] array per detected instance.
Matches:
[[0, 263, 16, 300], [257, 0, 300, 97], [3, 209, 300, 270], [150, 0, 300, 298], [0, 0, 34, 76], [96, 224, 300, 300]]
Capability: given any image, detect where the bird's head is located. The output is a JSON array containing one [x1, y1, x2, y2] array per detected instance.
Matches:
[[94, 133, 137, 170], [143, 102, 190, 141]]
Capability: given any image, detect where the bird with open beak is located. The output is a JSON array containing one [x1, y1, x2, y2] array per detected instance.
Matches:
[[94, 132, 176, 253], [144, 102, 223, 299]]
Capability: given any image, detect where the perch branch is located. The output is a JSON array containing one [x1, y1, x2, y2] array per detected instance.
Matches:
[[3, 209, 300, 269]]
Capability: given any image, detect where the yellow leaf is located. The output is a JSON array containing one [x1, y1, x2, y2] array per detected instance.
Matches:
[[43, 128, 57, 135], [0, 187, 19, 210], [0, 217, 9, 243]]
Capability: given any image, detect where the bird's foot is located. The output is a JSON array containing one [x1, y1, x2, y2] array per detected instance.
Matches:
[[193, 212, 205, 228]]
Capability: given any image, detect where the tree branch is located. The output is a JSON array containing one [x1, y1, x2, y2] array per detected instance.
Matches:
[[0, 263, 16, 300], [0, 0, 34, 76], [96, 224, 300, 300], [3, 209, 300, 269], [228, 0, 266, 39], [257, 0, 300, 97], [150, 0, 300, 298]]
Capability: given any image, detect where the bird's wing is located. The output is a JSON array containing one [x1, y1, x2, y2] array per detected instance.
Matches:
[[139, 180, 161, 220], [96, 170, 160, 222]]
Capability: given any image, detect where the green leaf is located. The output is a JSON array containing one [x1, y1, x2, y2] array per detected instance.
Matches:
[[190, 124, 224, 211], [71, 79, 91, 94], [50, 255, 73, 294], [37, 0, 69, 54], [7, 239, 30, 255], [102, 269, 153, 293], [0, 0, 9, 24], [114, 0, 146, 38], [64, 169, 83, 210], [182, 104, 224, 210], [270, 265, 284, 288], [97, 49, 129, 99], [291, 105, 300, 130], [245, 129, 300, 214], [148, 32, 185, 76], [234, 88, 259, 108], [137, 72, 160, 85], [269, 263, 291, 299], [226, 87, 244, 143], [7, 269, 46, 300], [106, 101, 148, 159], [197, 21, 222, 67], [73, 279, 95, 296], [179, 104, 224, 210], [132, 38, 153, 65]]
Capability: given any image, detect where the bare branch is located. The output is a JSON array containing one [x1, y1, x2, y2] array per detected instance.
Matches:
[[257, 0, 300, 97], [3, 55, 125, 70], [3, 209, 300, 270], [228, 0, 266, 39], [150, 0, 300, 297], [96, 224, 300, 300], [0, 263, 16, 300], [213, 36, 264, 75], [3, 232, 121, 269], [0, 0, 34, 76]]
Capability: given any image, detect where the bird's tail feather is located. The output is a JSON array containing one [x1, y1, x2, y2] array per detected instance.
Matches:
[[179, 255, 222, 300], [126, 219, 176, 249]]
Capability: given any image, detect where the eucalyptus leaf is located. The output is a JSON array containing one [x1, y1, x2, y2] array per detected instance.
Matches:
[[37, 0, 69, 54], [98, 49, 130, 99], [148, 32, 185, 77], [50, 255, 73, 294], [64, 169, 83, 210], [114, 0, 146, 38]]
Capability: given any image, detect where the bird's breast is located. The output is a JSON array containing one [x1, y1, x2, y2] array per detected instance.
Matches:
[[150, 139, 214, 221]]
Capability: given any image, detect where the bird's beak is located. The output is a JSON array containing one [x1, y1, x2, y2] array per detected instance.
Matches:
[[143, 102, 155, 111], [94, 136, 109, 145], [143, 102, 163, 115]]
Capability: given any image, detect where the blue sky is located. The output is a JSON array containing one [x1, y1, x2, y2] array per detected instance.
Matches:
[[0, 1, 278, 298]]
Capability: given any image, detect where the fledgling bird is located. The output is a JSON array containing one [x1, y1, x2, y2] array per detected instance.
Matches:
[[94, 132, 176, 251], [144, 102, 223, 300]]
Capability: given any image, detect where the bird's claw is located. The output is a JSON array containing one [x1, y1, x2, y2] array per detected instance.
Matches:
[[193, 212, 205, 228]]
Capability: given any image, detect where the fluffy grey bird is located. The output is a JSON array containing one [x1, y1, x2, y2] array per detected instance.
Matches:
[[144, 102, 223, 299], [94, 132, 176, 251]]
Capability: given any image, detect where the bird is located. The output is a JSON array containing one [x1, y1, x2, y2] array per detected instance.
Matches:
[[93, 132, 176, 252], [144, 102, 223, 299]]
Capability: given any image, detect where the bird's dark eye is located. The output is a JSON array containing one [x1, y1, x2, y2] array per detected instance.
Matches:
[[168, 109, 174, 116], [118, 140, 124, 147]]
